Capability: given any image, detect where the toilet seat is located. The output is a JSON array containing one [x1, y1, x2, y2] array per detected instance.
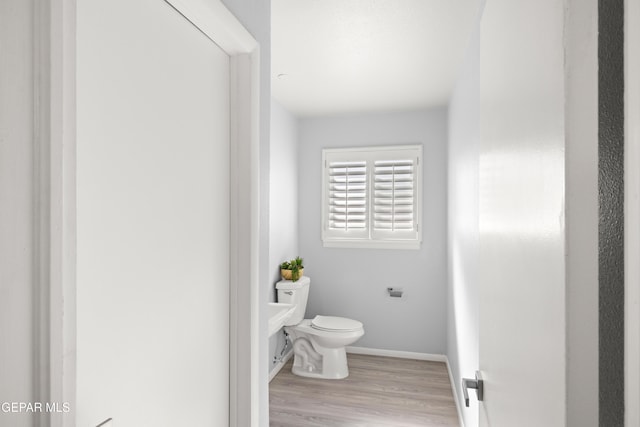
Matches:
[[311, 315, 363, 332]]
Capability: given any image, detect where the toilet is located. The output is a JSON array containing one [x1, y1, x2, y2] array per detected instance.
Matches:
[[276, 276, 364, 379]]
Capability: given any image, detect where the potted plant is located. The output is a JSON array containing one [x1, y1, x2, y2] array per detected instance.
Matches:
[[280, 256, 304, 282]]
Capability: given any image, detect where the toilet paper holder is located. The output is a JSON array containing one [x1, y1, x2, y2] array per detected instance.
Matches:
[[387, 287, 403, 298]]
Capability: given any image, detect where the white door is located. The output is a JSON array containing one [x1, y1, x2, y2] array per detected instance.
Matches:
[[477, 1, 568, 425], [76, 0, 230, 425]]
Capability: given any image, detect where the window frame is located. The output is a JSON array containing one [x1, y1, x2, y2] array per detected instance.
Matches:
[[321, 145, 422, 250]]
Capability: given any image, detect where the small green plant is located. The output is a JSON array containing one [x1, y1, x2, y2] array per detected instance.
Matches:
[[280, 256, 304, 282]]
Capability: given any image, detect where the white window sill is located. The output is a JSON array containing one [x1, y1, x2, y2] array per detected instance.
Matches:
[[322, 239, 421, 250]]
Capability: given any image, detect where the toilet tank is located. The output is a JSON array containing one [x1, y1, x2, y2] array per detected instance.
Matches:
[[276, 276, 310, 325]]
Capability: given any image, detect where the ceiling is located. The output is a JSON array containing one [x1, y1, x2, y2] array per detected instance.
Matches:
[[271, 0, 480, 117]]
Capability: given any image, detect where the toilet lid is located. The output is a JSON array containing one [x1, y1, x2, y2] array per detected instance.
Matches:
[[311, 315, 363, 332]]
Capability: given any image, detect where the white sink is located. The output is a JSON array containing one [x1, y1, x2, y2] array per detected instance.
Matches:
[[268, 302, 295, 337]]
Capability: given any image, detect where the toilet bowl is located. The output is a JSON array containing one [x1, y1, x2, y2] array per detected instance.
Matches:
[[276, 277, 365, 379], [285, 316, 364, 379]]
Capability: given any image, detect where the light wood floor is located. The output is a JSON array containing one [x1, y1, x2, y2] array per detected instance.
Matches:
[[269, 353, 460, 427]]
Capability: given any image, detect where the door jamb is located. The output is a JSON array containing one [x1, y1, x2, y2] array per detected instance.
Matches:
[[625, 0, 640, 424]]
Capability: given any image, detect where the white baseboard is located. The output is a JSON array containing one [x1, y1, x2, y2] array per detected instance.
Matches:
[[444, 357, 465, 427], [268, 348, 293, 382], [345, 346, 447, 362]]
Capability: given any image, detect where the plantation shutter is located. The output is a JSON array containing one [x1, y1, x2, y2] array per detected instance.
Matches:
[[373, 159, 416, 233], [327, 160, 367, 231], [322, 145, 421, 248]]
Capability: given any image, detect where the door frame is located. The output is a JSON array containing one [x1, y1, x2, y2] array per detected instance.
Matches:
[[44, 1, 260, 425], [626, 0, 640, 424]]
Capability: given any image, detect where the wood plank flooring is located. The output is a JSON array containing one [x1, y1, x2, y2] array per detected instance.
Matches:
[[269, 353, 460, 427]]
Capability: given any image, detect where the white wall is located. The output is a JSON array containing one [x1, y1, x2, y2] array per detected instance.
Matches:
[[478, 1, 567, 424], [74, 0, 273, 424], [298, 109, 448, 354], [0, 1, 36, 426], [77, 1, 231, 425], [476, 0, 598, 425], [447, 19, 480, 427], [447, 4, 599, 425]]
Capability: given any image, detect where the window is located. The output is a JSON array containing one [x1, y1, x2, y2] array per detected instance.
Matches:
[[322, 145, 422, 249]]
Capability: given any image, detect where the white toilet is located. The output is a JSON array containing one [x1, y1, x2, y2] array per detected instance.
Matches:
[[276, 276, 364, 379]]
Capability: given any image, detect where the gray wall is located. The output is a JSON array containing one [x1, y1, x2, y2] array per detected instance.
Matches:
[[269, 99, 299, 297], [447, 20, 480, 427], [269, 98, 299, 375], [298, 109, 448, 354]]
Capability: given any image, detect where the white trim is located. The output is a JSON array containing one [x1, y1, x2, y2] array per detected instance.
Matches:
[[323, 239, 421, 250], [35, 2, 77, 426], [626, 0, 640, 425], [249, 47, 263, 427], [445, 358, 466, 427], [228, 49, 261, 427], [34, 0, 53, 419], [564, 0, 599, 424], [268, 349, 294, 382], [322, 145, 422, 155], [50, 1, 77, 426], [59, 0, 77, 424], [163, 0, 257, 54], [345, 346, 447, 362]]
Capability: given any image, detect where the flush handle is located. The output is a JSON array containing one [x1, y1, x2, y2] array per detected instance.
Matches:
[[461, 371, 484, 407], [284, 291, 293, 295]]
